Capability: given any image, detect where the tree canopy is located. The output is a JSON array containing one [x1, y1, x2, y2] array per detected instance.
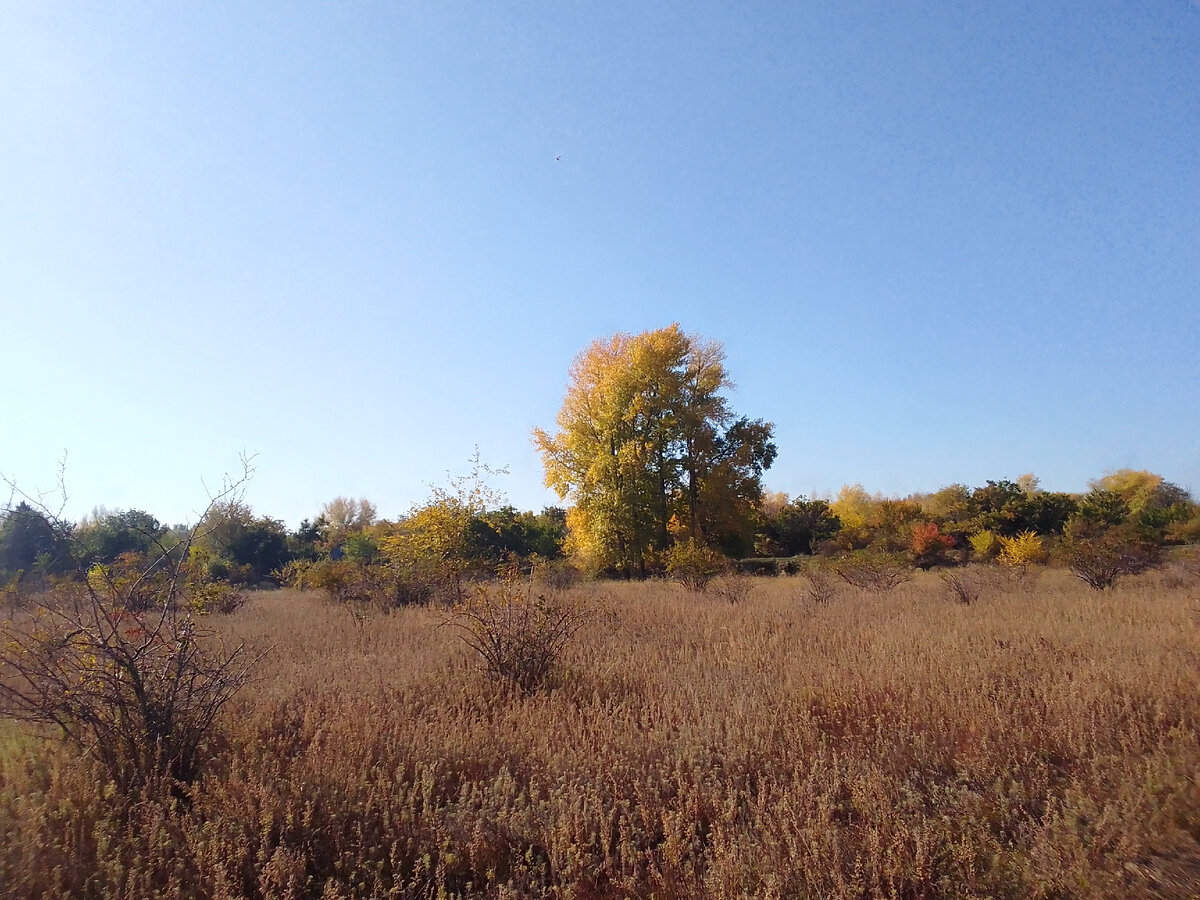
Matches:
[[534, 325, 776, 576]]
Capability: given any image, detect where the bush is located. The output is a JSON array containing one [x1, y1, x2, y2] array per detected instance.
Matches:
[[664, 539, 727, 593], [735, 558, 780, 576], [1057, 524, 1161, 590], [447, 576, 586, 695], [710, 574, 754, 604], [835, 554, 912, 592], [910, 522, 954, 569], [0, 575, 259, 793], [940, 570, 981, 605], [533, 557, 583, 592], [969, 530, 1002, 561], [800, 568, 838, 604], [280, 558, 437, 614], [998, 531, 1046, 570]]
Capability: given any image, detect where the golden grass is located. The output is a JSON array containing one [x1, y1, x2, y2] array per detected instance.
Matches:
[[1, 570, 1198, 898]]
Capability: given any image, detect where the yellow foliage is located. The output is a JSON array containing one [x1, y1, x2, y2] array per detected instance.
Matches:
[[998, 531, 1045, 568], [970, 530, 1002, 559], [1089, 469, 1163, 515], [830, 484, 880, 531], [535, 324, 769, 576]]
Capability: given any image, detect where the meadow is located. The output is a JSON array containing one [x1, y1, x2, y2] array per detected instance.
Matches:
[[1, 568, 1197, 899]]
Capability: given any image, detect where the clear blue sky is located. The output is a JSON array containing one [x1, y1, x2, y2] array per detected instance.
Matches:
[[2, 2, 1197, 527]]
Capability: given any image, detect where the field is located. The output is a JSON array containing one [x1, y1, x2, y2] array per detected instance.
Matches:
[[1, 569, 1198, 899]]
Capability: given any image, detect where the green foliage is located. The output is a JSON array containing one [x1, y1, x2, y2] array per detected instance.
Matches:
[[341, 530, 381, 564], [755, 496, 841, 557], [280, 558, 435, 612], [1077, 490, 1130, 528], [287, 518, 324, 562], [466, 505, 568, 563], [0, 502, 70, 579], [75, 509, 168, 565], [663, 538, 727, 592], [194, 502, 291, 584]]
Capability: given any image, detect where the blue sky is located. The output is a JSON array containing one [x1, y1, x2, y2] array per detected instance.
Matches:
[[2, 1, 1197, 527]]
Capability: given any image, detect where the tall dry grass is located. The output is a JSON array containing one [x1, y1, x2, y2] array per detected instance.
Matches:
[[1, 569, 1197, 898]]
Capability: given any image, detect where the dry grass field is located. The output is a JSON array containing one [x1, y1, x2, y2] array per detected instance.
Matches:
[[1, 568, 1198, 899]]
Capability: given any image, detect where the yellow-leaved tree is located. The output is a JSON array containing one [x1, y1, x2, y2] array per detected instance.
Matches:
[[379, 450, 507, 601], [534, 325, 776, 577], [1089, 469, 1190, 516]]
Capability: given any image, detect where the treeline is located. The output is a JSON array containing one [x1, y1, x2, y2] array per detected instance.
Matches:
[[0, 492, 568, 596], [3, 325, 1197, 597], [756, 469, 1197, 566], [1, 465, 1196, 600]]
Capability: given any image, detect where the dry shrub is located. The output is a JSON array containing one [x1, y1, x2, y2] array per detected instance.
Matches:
[[709, 573, 753, 604], [0, 580, 260, 792], [447, 577, 586, 695], [940, 568, 981, 605], [835, 554, 912, 591], [1160, 550, 1200, 590], [534, 558, 583, 592], [1058, 526, 1162, 590], [799, 568, 838, 604]]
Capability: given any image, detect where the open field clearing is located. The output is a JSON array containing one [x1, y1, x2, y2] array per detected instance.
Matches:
[[2, 571, 1198, 899]]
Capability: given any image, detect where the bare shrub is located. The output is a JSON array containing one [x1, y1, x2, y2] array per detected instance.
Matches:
[[1160, 551, 1200, 590], [447, 576, 586, 695], [835, 554, 912, 591], [710, 573, 754, 604], [0, 460, 264, 794], [0, 584, 260, 791], [799, 568, 838, 604], [940, 569, 981, 605], [1058, 526, 1161, 590], [534, 557, 583, 593]]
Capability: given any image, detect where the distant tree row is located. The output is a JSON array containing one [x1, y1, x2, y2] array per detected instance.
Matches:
[[3, 327, 1197, 595]]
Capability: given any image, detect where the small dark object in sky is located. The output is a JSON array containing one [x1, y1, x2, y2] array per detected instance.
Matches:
[[556, 155, 561, 161]]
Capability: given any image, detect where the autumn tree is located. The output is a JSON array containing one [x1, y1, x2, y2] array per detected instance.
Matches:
[[319, 496, 378, 546], [379, 450, 508, 600], [534, 325, 776, 576]]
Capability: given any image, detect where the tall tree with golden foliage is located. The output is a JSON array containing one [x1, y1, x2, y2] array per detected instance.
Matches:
[[534, 325, 776, 576]]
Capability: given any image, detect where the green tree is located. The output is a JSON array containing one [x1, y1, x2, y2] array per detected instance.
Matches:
[[756, 497, 841, 557], [0, 502, 70, 577], [75, 508, 167, 565], [1077, 490, 1130, 528], [534, 325, 775, 576], [195, 502, 291, 583]]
